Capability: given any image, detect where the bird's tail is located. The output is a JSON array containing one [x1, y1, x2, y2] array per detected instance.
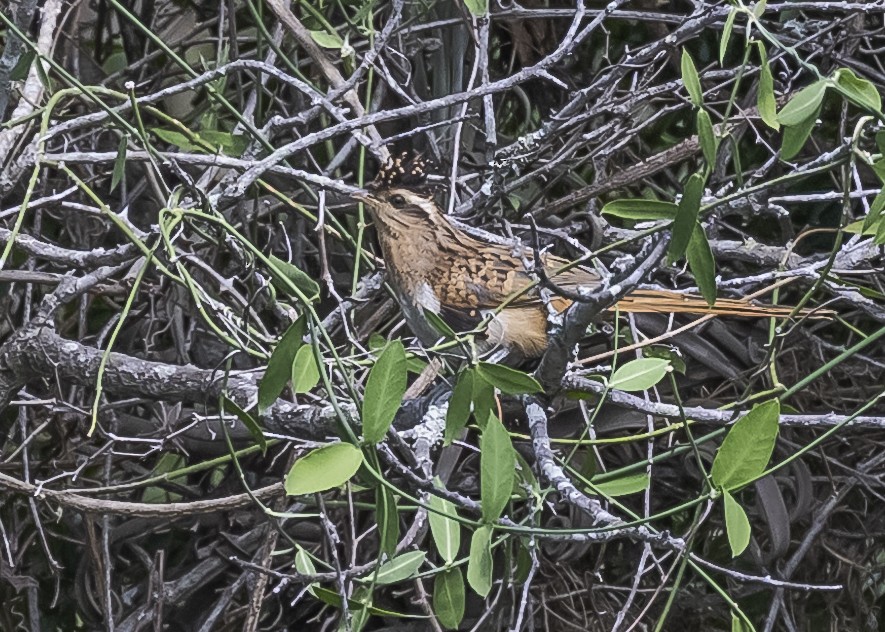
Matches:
[[612, 289, 833, 319]]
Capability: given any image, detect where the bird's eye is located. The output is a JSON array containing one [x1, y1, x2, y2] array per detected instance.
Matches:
[[389, 194, 407, 208]]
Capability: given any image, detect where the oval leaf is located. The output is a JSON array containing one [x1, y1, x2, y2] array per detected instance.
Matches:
[[310, 30, 343, 50], [372, 551, 426, 586], [720, 8, 737, 66], [834, 67, 882, 113], [601, 199, 678, 221], [111, 134, 128, 192], [284, 442, 363, 496], [445, 368, 475, 445], [429, 491, 461, 566], [423, 307, 457, 340], [777, 79, 827, 126], [464, 0, 488, 15], [292, 344, 321, 394], [311, 586, 417, 618], [152, 128, 198, 151], [259, 316, 306, 412], [681, 49, 703, 107], [780, 106, 820, 161], [480, 416, 515, 523], [433, 568, 465, 630], [862, 188, 885, 232], [362, 340, 408, 444], [592, 472, 649, 497], [475, 362, 541, 395], [669, 173, 705, 262], [711, 399, 780, 490], [466, 525, 493, 597], [697, 110, 718, 167], [608, 358, 670, 392], [686, 225, 717, 306], [268, 254, 320, 302], [723, 489, 751, 557], [756, 42, 779, 130], [294, 546, 317, 576], [471, 377, 496, 430]]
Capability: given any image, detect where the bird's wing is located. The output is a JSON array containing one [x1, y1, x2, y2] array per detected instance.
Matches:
[[430, 246, 600, 314]]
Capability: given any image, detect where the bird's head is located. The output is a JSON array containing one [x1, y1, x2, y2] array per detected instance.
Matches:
[[352, 152, 442, 227]]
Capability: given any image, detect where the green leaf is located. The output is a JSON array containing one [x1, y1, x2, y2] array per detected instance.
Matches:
[[723, 489, 751, 557], [268, 254, 320, 303], [295, 547, 318, 596], [780, 106, 820, 160], [152, 128, 199, 151], [371, 551, 425, 585], [711, 399, 780, 490], [752, 0, 768, 17], [376, 486, 399, 556], [472, 376, 496, 430], [862, 188, 885, 232], [284, 442, 363, 496], [756, 43, 779, 130], [362, 340, 407, 444], [111, 134, 128, 193], [10, 50, 36, 81], [514, 539, 532, 583], [463, 0, 488, 15], [310, 30, 343, 49], [872, 158, 885, 184], [686, 224, 717, 306], [777, 79, 827, 126], [258, 316, 306, 412], [466, 525, 493, 597], [697, 110, 718, 167], [480, 416, 515, 523], [877, 130, 885, 154], [406, 354, 428, 375], [843, 219, 877, 235], [423, 307, 457, 339], [600, 199, 679, 221], [834, 67, 882, 113], [222, 395, 266, 454], [429, 490, 461, 566], [514, 450, 540, 498], [681, 49, 703, 107], [141, 453, 185, 503], [199, 130, 248, 157], [475, 362, 542, 395], [875, 214, 885, 245], [433, 568, 465, 630], [608, 358, 671, 392], [592, 472, 649, 497], [669, 173, 705, 262], [720, 8, 737, 66], [445, 368, 475, 445], [732, 612, 753, 632], [311, 586, 421, 618], [294, 546, 317, 575], [292, 344, 321, 394]]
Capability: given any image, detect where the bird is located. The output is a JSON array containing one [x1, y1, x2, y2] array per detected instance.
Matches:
[[353, 153, 825, 362]]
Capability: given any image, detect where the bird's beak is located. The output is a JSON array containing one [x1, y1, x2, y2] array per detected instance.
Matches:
[[351, 190, 371, 202]]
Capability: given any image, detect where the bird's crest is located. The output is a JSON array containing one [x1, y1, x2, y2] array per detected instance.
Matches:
[[369, 151, 435, 191]]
